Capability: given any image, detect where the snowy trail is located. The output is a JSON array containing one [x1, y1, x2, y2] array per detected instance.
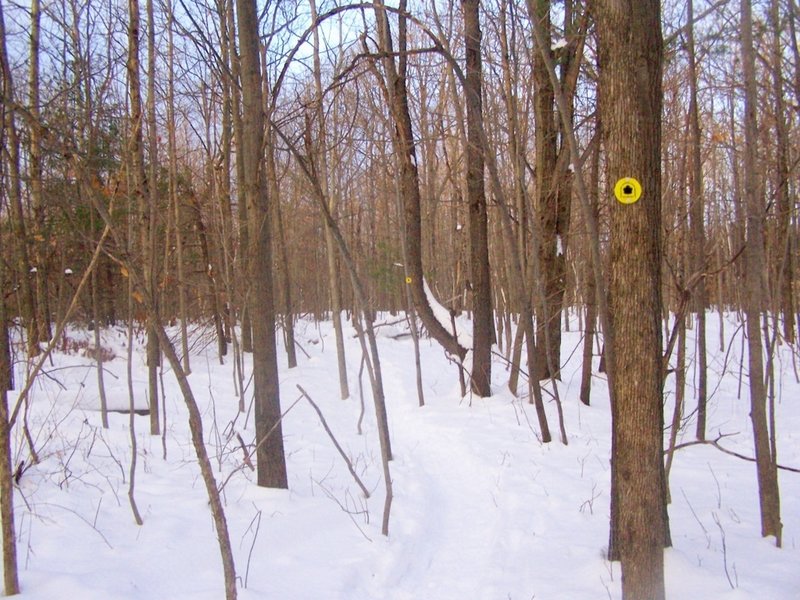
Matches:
[[361, 351, 572, 600], [9, 316, 800, 599], [368, 360, 511, 598]]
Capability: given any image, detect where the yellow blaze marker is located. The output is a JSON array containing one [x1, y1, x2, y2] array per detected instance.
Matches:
[[405, 276, 413, 284], [614, 177, 642, 204]]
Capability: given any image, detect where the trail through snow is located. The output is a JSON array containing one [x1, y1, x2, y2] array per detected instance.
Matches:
[[5, 313, 800, 598]]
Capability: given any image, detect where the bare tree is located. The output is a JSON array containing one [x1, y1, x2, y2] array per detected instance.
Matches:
[[29, 0, 52, 350], [166, 0, 191, 373], [687, 0, 708, 441], [740, 0, 782, 546], [309, 0, 349, 399], [461, 0, 493, 396], [769, 0, 795, 344], [0, 101, 20, 591], [145, 0, 161, 436], [236, 0, 288, 488]]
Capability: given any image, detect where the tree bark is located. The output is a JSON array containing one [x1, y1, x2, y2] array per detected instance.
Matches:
[[740, 0, 782, 546], [462, 0, 493, 397], [236, 0, 288, 488], [0, 212, 20, 596], [145, 0, 161, 436], [596, 1, 668, 597], [529, 0, 560, 380]]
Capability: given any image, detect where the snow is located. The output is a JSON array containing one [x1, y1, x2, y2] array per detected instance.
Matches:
[[6, 312, 800, 599], [551, 38, 568, 51], [422, 277, 472, 351]]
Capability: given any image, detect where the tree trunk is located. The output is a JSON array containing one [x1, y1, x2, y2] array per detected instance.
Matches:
[[309, 0, 349, 398], [29, 0, 52, 350], [372, 0, 467, 364], [770, 0, 795, 344], [740, 0, 782, 546], [268, 139, 297, 369], [579, 132, 601, 406], [227, 0, 252, 354], [0, 19, 39, 358], [596, 2, 668, 598], [529, 0, 560, 381], [166, 0, 190, 373], [236, 0, 288, 488], [145, 0, 161, 436], [687, 0, 708, 441], [462, 0, 492, 397], [0, 213, 20, 596]]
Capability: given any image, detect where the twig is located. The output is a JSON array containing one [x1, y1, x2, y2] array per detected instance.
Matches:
[[713, 512, 737, 589], [356, 354, 366, 435], [313, 478, 373, 543], [236, 433, 254, 471], [297, 385, 371, 499], [243, 509, 262, 588], [216, 396, 302, 494], [681, 488, 711, 548]]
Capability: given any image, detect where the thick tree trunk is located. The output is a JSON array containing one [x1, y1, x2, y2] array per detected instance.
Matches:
[[236, 0, 288, 489], [462, 0, 492, 396], [597, 1, 668, 598], [529, 0, 560, 381]]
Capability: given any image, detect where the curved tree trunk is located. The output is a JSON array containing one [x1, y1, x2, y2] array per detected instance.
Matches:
[[372, 1, 467, 363]]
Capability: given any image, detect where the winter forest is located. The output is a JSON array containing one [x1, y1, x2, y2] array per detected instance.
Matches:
[[0, 0, 799, 598]]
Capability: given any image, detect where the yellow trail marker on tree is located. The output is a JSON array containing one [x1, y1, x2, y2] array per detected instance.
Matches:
[[614, 177, 642, 204]]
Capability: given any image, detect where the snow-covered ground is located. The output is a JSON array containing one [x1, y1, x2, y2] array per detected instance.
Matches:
[[6, 312, 800, 599]]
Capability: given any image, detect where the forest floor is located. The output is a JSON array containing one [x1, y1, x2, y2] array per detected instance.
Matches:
[[5, 312, 800, 599]]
